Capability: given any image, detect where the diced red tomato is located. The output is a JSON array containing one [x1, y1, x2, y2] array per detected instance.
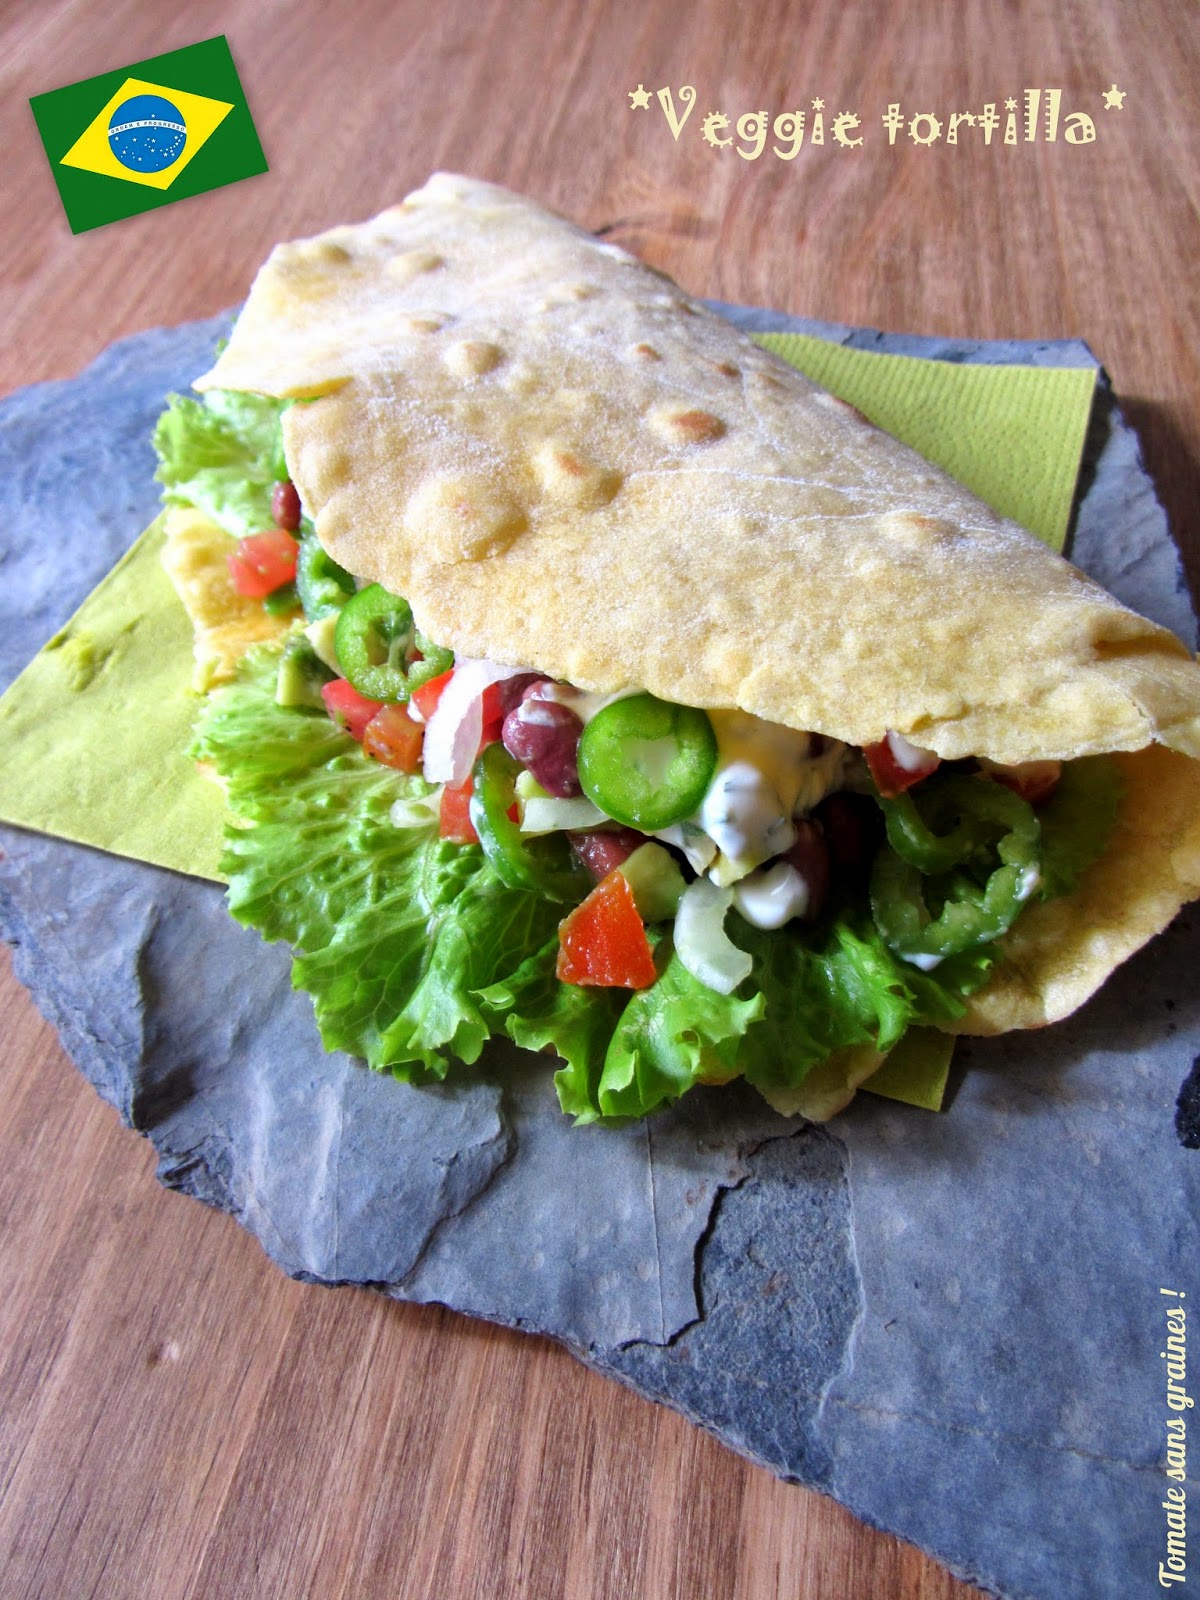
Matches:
[[478, 674, 543, 750], [362, 703, 424, 772], [556, 871, 658, 989], [321, 678, 383, 742], [479, 681, 508, 749], [271, 479, 302, 531], [411, 667, 455, 722], [227, 528, 299, 598], [985, 759, 1062, 806], [439, 778, 479, 843], [863, 731, 940, 798]]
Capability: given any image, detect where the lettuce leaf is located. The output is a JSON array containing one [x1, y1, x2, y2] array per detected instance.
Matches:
[[193, 650, 1000, 1120], [477, 941, 627, 1120], [193, 649, 564, 1079], [154, 388, 288, 539]]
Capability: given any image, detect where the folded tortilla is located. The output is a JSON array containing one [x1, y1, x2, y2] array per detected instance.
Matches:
[[195, 172, 1200, 1035]]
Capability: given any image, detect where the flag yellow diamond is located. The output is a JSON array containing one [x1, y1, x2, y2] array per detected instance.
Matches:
[[60, 76, 233, 191]]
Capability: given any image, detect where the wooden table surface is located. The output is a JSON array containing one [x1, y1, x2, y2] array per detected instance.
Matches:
[[2, 3, 1197, 1597]]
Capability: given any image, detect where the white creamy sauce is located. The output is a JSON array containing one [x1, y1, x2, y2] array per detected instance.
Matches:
[[481, 673, 852, 890], [732, 862, 811, 929], [902, 950, 944, 972], [886, 729, 937, 771], [701, 760, 797, 884], [653, 822, 718, 874], [1016, 864, 1041, 901], [532, 681, 638, 725], [695, 710, 847, 885]]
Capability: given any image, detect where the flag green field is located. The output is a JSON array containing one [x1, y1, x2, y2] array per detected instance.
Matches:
[[30, 36, 267, 233]]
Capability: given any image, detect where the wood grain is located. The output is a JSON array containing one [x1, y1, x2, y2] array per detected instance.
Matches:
[[3, 1, 1197, 1595]]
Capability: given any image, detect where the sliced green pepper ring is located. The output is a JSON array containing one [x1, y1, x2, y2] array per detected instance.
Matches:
[[870, 779, 1041, 961], [470, 744, 589, 903], [407, 631, 454, 693], [577, 693, 717, 830], [296, 531, 356, 621], [334, 583, 415, 701], [879, 774, 1036, 875]]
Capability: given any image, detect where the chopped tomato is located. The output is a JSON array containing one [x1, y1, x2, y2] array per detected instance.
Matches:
[[479, 680, 508, 749], [362, 703, 424, 772], [411, 667, 455, 722], [864, 731, 940, 798], [227, 528, 299, 598], [557, 871, 658, 989], [984, 758, 1062, 806], [439, 778, 479, 844], [321, 678, 383, 741]]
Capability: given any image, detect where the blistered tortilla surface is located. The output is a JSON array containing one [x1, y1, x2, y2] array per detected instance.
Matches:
[[198, 173, 1200, 768]]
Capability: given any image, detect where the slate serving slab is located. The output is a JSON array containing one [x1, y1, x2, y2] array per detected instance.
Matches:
[[1, 308, 1196, 1600]]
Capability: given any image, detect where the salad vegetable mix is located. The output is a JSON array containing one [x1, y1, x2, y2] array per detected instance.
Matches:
[[156, 383, 1122, 1122]]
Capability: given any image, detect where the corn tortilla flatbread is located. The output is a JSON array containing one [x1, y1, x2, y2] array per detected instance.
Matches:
[[196, 173, 1200, 1038]]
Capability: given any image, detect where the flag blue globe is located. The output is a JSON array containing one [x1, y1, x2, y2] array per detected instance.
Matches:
[[107, 94, 187, 173]]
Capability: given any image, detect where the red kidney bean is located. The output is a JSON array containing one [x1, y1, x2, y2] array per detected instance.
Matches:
[[271, 479, 302, 531], [814, 792, 883, 874], [568, 826, 647, 881], [502, 698, 583, 796], [785, 818, 831, 922], [494, 673, 547, 718]]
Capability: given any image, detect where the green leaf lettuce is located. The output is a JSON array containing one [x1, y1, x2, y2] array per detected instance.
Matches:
[[193, 650, 1016, 1121], [154, 388, 289, 540]]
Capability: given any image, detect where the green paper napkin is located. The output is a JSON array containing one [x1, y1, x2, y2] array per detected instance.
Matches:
[[0, 332, 1097, 1110], [754, 334, 1095, 552], [0, 512, 228, 880]]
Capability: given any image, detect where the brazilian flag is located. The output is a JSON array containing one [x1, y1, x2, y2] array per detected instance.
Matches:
[[30, 37, 268, 234]]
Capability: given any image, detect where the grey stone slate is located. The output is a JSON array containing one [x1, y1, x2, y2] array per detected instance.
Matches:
[[1, 307, 1196, 1600]]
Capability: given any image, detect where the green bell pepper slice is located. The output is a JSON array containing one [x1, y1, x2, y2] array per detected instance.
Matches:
[[871, 775, 1041, 962], [470, 743, 589, 903], [879, 773, 1034, 874]]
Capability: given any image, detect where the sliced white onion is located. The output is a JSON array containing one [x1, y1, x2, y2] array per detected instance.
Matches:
[[673, 878, 753, 996], [520, 795, 607, 835], [422, 658, 528, 786]]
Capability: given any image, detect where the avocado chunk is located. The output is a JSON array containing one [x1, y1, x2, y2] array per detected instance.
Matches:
[[618, 841, 686, 923], [303, 612, 341, 672], [276, 633, 335, 709]]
